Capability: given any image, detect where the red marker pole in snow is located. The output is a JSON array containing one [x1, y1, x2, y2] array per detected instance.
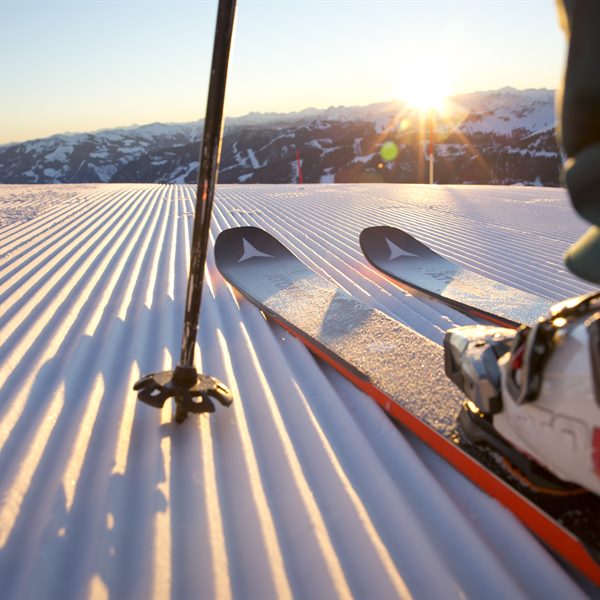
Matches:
[[296, 149, 304, 185], [428, 110, 434, 185]]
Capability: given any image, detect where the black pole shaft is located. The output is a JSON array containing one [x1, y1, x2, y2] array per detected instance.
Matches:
[[180, 0, 237, 367]]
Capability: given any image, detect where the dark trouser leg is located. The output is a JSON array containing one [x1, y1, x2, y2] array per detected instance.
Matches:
[[557, 0, 600, 283]]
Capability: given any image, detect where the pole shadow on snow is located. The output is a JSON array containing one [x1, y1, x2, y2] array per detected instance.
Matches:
[[0, 285, 230, 599]]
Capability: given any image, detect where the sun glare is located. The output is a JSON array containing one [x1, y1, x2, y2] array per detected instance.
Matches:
[[396, 59, 452, 113]]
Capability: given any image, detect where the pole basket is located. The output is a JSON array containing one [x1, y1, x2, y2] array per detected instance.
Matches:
[[134, 366, 233, 423]]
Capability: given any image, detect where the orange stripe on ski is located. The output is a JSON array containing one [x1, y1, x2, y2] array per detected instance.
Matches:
[[270, 314, 600, 587]]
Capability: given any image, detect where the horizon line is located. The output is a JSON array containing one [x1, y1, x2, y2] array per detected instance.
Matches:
[[0, 85, 557, 147]]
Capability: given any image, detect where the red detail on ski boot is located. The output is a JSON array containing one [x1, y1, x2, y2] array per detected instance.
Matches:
[[593, 428, 600, 477]]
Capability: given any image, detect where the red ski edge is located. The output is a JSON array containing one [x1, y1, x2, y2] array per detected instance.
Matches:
[[270, 314, 600, 586]]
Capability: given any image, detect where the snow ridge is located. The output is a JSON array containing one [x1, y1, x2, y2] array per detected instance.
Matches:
[[0, 183, 596, 598]]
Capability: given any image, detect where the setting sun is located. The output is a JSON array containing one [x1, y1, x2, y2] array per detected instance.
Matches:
[[395, 58, 453, 112]]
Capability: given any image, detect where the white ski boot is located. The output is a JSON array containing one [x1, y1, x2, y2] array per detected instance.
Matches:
[[445, 292, 600, 495]]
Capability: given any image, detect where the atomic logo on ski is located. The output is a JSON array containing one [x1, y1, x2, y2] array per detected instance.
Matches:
[[385, 238, 419, 260], [238, 238, 274, 262]]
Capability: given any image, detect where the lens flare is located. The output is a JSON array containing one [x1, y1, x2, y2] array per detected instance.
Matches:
[[380, 141, 399, 161]]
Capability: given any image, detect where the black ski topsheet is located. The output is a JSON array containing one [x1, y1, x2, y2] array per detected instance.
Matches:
[[214, 226, 600, 586], [359, 226, 553, 327]]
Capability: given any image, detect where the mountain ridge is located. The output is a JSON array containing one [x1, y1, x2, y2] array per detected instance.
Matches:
[[0, 88, 561, 186]]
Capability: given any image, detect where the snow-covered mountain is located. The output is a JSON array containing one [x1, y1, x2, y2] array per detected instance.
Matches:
[[0, 88, 561, 186], [0, 123, 200, 184]]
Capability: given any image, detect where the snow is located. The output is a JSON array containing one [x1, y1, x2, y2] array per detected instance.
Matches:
[[169, 161, 199, 184], [321, 146, 338, 155], [117, 145, 146, 155], [42, 168, 63, 179], [246, 148, 260, 169], [258, 132, 295, 153], [0, 183, 597, 599], [96, 131, 124, 142], [320, 169, 335, 183], [531, 150, 559, 158], [352, 153, 377, 164], [94, 121, 200, 144], [44, 145, 74, 163], [92, 164, 118, 182], [306, 137, 334, 149], [436, 143, 461, 157], [373, 116, 390, 134], [454, 88, 555, 136]]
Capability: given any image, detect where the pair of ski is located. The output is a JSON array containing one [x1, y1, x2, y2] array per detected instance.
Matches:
[[214, 224, 600, 587]]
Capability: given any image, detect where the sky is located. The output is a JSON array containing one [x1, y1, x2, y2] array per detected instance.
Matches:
[[0, 0, 566, 145]]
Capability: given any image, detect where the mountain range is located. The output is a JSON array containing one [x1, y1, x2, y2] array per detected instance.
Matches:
[[0, 87, 562, 186]]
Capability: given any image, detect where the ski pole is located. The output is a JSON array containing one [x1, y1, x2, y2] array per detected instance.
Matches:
[[134, 0, 237, 422]]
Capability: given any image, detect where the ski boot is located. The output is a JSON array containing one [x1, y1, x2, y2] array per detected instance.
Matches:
[[445, 291, 600, 495]]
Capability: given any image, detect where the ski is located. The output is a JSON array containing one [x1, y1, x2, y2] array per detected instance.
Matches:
[[359, 225, 553, 327], [214, 225, 600, 586]]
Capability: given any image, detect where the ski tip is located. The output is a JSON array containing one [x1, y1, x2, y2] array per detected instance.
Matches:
[[359, 225, 395, 254], [360, 225, 440, 264], [214, 226, 297, 275]]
